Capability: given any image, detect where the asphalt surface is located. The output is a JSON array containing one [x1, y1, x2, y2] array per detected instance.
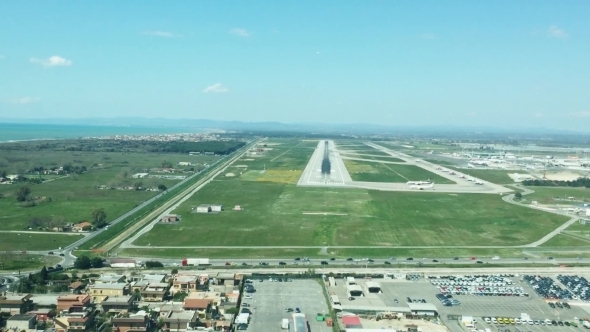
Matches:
[[297, 140, 512, 194]]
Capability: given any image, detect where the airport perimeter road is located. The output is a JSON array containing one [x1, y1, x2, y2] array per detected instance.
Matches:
[[106, 139, 262, 252], [502, 185, 580, 247]]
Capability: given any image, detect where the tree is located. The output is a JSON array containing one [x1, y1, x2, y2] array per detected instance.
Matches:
[[16, 186, 31, 202], [171, 268, 178, 274], [514, 192, 523, 200], [161, 161, 173, 169], [145, 261, 164, 268], [158, 184, 167, 191], [132, 289, 141, 301], [40, 266, 49, 281], [91, 257, 104, 268], [91, 208, 107, 228], [74, 255, 92, 269], [172, 292, 188, 301], [0, 170, 7, 178]]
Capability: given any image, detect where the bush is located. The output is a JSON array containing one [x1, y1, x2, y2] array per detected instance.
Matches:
[[145, 261, 164, 268]]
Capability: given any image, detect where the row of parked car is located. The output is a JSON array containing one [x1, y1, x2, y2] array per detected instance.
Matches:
[[483, 317, 580, 327], [557, 275, 590, 301], [437, 285, 528, 297], [428, 274, 517, 280], [429, 275, 515, 287], [436, 293, 460, 306], [522, 275, 574, 300], [548, 301, 571, 309]]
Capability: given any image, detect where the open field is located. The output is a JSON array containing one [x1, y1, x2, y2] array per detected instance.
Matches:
[[343, 159, 455, 183], [0, 254, 61, 271], [540, 234, 590, 247], [0, 232, 83, 251], [449, 168, 514, 184], [133, 180, 567, 247], [0, 151, 219, 231], [521, 186, 590, 204], [340, 154, 405, 162]]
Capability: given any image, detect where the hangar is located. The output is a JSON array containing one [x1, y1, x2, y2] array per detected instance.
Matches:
[[365, 281, 382, 293], [347, 284, 364, 297]]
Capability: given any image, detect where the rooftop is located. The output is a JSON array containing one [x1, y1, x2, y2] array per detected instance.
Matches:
[[166, 311, 196, 321], [102, 296, 133, 304], [8, 314, 36, 321], [183, 298, 212, 309], [90, 283, 126, 290], [407, 302, 438, 312], [97, 274, 126, 283], [142, 274, 167, 282], [174, 276, 197, 283]]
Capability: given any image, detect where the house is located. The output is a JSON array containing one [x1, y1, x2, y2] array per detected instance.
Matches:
[[6, 314, 36, 332], [232, 205, 242, 211], [72, 222, 92, 232], [89, 283, 128, 304], [101, 296, 134, 314], [183, 297, 212, 318], [27, 308, 52, 321], [162, 311, 198, 332], [139, 282, 170, 302], [57, 294, 91, 312], [0, 294, 33, 315], [195, 204, 222, 213], [52, 223, 73, 232], [54, 313, 92, 332], [69, 281, 85, 293], [159, 215, 180, 223], [186, 291, 222, 307], [111, 316, 151, 332], [171, 275, 199, 295], [96, 274, 127, 283], [142, 274, 167, 283]]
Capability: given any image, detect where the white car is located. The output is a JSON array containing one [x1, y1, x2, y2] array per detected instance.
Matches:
[[244, 295, 252, 299], [492, 256, 500, 260]]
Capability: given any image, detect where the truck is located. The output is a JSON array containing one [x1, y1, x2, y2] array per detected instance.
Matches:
[[583, 321, 590, 329], [281, 318, 289, 329], [181, 258, 210, 266]]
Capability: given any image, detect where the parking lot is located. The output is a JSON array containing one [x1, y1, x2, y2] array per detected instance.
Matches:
[[241, 278, 330, 332], [326, 274, 590, 332]]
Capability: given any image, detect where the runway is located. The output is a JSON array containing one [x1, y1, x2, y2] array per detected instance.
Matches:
[[297, 140, 512, 194]]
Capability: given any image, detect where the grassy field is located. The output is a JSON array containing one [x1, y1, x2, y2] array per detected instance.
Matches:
[[522, 187, 590, 204], [0, 151, 219, 231], [448, 168, 514, 184], [0, 232, 83, 250], [0, 254, 61, 271], [340, 154, 405, 162], [343, 159, 455, 184], [133, 179, 567, 247], [540, 234, 590, 247]]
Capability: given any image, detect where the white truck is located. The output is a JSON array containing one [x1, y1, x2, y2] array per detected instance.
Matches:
[[583, 321, 590, 329], [181, 258, 210, 266], [281, 318, 289, 329]]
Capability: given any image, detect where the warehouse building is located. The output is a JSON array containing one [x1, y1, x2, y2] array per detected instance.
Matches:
[[347, 284, 364, 297], [365, 281, 382, 293], [195, 204, 222, 213]]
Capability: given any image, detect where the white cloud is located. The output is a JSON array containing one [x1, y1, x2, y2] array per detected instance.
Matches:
[[10, 97, 40, 105], [569, 111, 590, 118], [419, 33, 436, 39], [230, 28, 251, 37], [548, 25, 568, 39], [142, 30, 182, 38], [534, 112, 544, 118], [202, 83, 228, 93], [30, 56, 72, 67]]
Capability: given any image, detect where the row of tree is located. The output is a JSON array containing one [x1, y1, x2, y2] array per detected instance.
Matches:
[[522, 177, 590, 188], [74, 255, 105, 269]]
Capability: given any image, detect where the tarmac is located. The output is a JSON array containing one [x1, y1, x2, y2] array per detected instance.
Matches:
[[297, 140, 512, 194]]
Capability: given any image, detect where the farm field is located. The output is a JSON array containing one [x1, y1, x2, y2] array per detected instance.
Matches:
[[0, 233, 83, 251], [450, 168, 514, 184], [0, 150, 219, 232], [522, 186, 590, 204], [343, 159, 455, 184], [133, 180, 568, 247]]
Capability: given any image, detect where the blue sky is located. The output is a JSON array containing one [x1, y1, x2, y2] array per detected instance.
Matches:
[[1, 1, 589, 129]]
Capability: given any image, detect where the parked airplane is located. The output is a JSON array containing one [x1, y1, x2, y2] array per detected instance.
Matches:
[[409, 182, 435, 190], [406, 181, 430, 185]]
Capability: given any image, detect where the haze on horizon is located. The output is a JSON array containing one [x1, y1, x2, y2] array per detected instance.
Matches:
[[1, 1, 589, 131]]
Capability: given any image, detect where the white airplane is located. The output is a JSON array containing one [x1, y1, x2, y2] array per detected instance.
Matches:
[[409, 182, 435, 190], [407, 181, 430, 185]]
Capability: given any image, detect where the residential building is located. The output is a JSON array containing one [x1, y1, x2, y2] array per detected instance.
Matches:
[[162, 311, 198, 332], [171, 275, 198, 295], [183, 297, 212, 319], [72, 222, 92, 232], [215, 273, 237, 286], [57, 294, 91, 312], [27, 308, 52, 321], [54, 313, 93, 332], [141, 274, 167, 283], [6, 314, 36, 332], [69, 281, 85, 293], [89, 283, 128, 304], [101, 296, 134, 314], [186, 291, 222, 307], [96, 274, 127, 284], [139, 282, 169, 302], [111, 316, 151, 332], [0, 294, 33, 315], [159, 215, 179, 223]]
